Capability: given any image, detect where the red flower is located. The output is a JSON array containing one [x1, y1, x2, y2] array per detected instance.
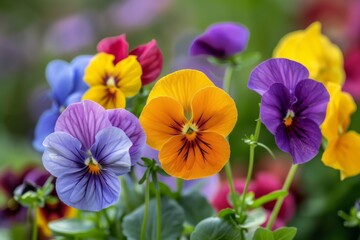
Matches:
[[97, 34, 163, 85]]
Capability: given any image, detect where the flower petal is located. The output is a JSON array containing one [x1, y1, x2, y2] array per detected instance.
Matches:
[[56, 170, 120, 211], [97, 34, 129, 64], [91, 127, 132, 175], [140, 96, 187, 150], [248, 58, 309, 95], [71, 55, 92, 92], [191, 87, 237, 136], [275, 118, 322, 164], [260, 83, 291, 134], [42, 132, 87, 177], [33, 107, 59, 152], [190, 22, 249, 58], [84, 53, 115, 87], [129, 39, 163, 85], [322, 131, 360, 179], [293, 79, 329, 125], [114, 55, 142, 97], [82, 85, 127, 109], [321, 83, 357, 141], [147, 69, 214, 115], [55, 100, 111, 149], [108, 109, 146, 165], [46, 60, 75, 105], [159, 132, 230, 180]]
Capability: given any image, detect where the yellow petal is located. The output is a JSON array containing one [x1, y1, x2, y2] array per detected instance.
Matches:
[[82, 85, 126, 109], [322, 131, 360, 179], [84, 53, 115, 86], [273, 22, 344, 86], [321, 83, 357, 141], [139, 96, 187, 150], [159, 132, 230, 180], [115, 55, 142, 97], [147, 69, 214, 118], [191, 87, 237, 137]]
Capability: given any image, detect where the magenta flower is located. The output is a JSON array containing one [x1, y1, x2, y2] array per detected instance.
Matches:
[[42, 100, 145, 211], [190, 22, 249, 58], [97, 34, 163, 85], [248, 58, 329, 164], [343, 46, 360, 101]]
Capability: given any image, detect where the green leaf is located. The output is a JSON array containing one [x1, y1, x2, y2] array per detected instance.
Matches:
[[251, 190, 287, 208], [253, 228, 274, 240], [239, 208, 266, 228], [177, 192, 215, 226], [273, 227, 297, 240], [49, 219, 105, 238], [218, 208, 236, 219], [190, 217, 242, 240], [122, 197, 185, 240]]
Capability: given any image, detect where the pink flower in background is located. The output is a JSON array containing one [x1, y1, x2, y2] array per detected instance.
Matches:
[[212, 172, 296, 230], [343, 46, 360, 101]]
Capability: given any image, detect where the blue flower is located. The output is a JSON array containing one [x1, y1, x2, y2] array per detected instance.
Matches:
[[33, 55, 92, 152]]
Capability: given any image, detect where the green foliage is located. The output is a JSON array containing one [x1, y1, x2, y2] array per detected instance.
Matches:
[[190, 217, 242, 240], [49, 219, 106, 238], [177, 192, 215, 226], [253, 227, 297, 240], [122, 197, 185, 240]]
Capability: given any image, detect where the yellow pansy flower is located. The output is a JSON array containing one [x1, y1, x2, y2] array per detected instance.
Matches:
[[82, 53, 142, 109], [321, 83, 360, 179], [273, 22, 345, 86], [139, 69, 237, 180]]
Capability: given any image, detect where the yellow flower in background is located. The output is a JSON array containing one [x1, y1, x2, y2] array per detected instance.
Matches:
[[82, 53, 142, 109], [140, 69, 237, 180], [321, 83, 360, 179], [273, 22, 345, 86]]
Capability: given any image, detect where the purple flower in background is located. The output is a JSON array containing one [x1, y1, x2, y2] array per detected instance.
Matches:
[[190, 22, 249, 58], [248, 58, 329, 164], [134, 145, 220, 201], [33, 55, 92, 152], [42, 100, 145, 211]]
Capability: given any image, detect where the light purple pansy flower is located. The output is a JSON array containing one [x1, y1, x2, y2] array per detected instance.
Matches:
[[42, 100, 145, 211], [190, 22, 249, 58], [135, 145, 220, 201], [248, 58, 329, 164]]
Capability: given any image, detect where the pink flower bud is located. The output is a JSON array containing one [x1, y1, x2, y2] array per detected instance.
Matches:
[[97, 34, 129, 64], [130, 39, 163, 85]]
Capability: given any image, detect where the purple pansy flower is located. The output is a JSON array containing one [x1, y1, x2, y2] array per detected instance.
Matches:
[[190, 22, 249, 58], [248, 58, 329, 164], [33, 55, 92, 152], [134, 145, 220, 201], [42, 100, 145, 211]]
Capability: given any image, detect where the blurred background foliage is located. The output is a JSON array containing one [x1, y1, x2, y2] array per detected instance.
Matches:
[[0, 0, 359, 239]]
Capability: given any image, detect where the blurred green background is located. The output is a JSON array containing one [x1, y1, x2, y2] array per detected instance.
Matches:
[[1, 0, 359, 239]]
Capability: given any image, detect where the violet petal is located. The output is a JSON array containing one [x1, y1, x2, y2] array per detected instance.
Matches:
[[248, 58, 309, 96], [55, 100, 111, 150]]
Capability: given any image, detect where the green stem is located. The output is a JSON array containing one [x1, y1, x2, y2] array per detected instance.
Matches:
[[154, 174, 162, 240], [223, 65, 233, 92], [176, 178, 183, 196], [239, 118, 262, 219], [120, 177, 132, 211], [266, 164, 298, 230], [31, 206, 38, 240], [141, 174, 151, 240]]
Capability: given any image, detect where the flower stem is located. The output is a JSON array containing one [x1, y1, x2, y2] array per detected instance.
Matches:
[[153, 174, 162, 240], [239, 118, 262, 220], [31, 207, 38, 240], [266, 164, 298, 230], [141, 174, 151, 240], [176, 178, 183, 197], [222, 65, 241, 215]]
